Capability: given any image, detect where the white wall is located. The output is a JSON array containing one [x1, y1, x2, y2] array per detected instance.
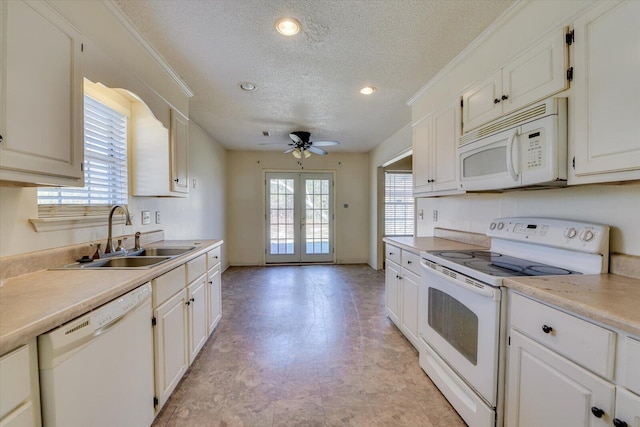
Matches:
[[416, 182, 640, 256], [368, 124, 412, 269], [227, 151, 369, 266]]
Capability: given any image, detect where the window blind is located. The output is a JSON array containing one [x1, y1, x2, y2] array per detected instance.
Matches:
[[384, 171, 414, 236], [38, 95, 128, 215]]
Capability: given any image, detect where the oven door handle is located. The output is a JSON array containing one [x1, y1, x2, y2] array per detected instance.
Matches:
[[420, 260, 499, 300]]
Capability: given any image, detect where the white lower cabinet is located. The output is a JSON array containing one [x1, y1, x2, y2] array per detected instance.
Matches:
[[0, 340, 41, 427], [187, 275, 207, 363], [207, 263, 222, 335], [153, 287, 188, 412], [506, 329, 615, 427], [506, 291, 640, 427], [384, 243, 421, 349]]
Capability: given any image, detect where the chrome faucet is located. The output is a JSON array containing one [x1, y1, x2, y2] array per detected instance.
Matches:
[[105, 204, 132, 254]]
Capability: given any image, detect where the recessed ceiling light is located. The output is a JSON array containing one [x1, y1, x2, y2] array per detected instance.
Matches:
[[239, 82, 256, 92], [276, 17, 301, 36], [360, 86, 376, 95]]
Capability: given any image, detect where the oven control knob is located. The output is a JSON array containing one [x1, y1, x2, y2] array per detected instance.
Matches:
[[580, 230, 595, 242], [490, 222, 496, 230], [497, 222, 504, 230], [564, 228, 577, 239]]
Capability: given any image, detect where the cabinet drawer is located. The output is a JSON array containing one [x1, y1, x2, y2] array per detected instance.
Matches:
[[207, 246, 221, 269], [402, 250, 421, 276], [622, 336, 640, 395], [385, 244, 401, 265], [153, 265, 186, 307], [0, 346, 30, 419], [510, 293, 616, 379], [186, 255, 206, 284]]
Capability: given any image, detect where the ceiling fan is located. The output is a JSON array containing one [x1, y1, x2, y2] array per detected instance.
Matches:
[[261, 131, 340, 158]]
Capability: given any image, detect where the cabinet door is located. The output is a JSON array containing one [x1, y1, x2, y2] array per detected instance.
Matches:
[[385, 261, 401, 327], [432, 101, 460, 192], [400, 269, 419, 349], [572, 1, 640, 179], [462, 70, 502, 133], [506, 330, 615, 427], [615, 387, 640, 427], [1, 1, 83, 186], [170, 109, 189, 193], [502, 28, 568, 115], [207, 265, 222, 336], [154, 289, 188, 411], [187, 275, 207, 364], [412, 113, 433, 195]]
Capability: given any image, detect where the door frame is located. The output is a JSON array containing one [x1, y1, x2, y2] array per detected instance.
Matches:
[[263, 169, 336, 265]]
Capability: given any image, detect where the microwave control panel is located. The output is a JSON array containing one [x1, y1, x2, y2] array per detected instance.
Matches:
[[524, 129, 544, 169]]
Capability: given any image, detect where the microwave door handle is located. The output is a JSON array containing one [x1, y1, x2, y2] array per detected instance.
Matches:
[[506, 128, 519, 182]]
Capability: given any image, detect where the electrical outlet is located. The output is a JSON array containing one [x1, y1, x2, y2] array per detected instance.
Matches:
[[155, 211, 161, 224], [141, 211, 151, 225], [432, 210, 438, 222], [418, 209, 424, 220]]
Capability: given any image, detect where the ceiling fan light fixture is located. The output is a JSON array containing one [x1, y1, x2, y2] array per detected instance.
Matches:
[[359, 86, 377, 95], [276, 18, 301, 36], [292, 148, 302, 158], [239, 82, 256, 92], [303, 150, 312, 158]]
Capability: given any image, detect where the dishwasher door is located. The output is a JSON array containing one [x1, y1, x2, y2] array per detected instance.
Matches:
[[38, 283, 154, 427]]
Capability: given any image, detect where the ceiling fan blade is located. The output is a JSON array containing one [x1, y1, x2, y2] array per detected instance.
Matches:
[[259, 142, 291, 146], [310, 140, 340, 147], [284, 147, 296, 154], [289, 133, 303, 144], [308, 146, 327, 156]]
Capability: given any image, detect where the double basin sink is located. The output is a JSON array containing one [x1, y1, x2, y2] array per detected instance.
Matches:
[[60, 246, 197, 269]]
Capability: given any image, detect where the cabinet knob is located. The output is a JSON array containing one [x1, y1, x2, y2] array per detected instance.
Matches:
[[613, 418, 628, 427], [185, 300, 191, 306], [0, 134, 3, 143], [542, 325, 553, 334], [208, 281, 213, 285], [407, 260, 412, 264], [590, 407, 605, 418], [494, 98, 501, 104], [501, 94, 509, 101]]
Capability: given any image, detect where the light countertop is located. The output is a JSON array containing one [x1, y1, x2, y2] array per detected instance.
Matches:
[[0, 239, 222, 354], [382, 236, 488, 253]]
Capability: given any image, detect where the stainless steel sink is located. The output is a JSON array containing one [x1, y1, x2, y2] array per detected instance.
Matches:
[[57, 255, 172, 269], [129, 246, 196, 257]]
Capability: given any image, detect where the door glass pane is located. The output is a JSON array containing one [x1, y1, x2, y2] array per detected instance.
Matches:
[[463, 146, 507, 177], [428, 288, 478, 365], [304, 178, 330, 254], [268, 178, 295, 254]]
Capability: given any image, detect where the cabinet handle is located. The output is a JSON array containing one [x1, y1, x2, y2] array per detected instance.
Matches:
[[494, 98, 501, 104], [174, 178, 179, 182], [501, 94, 509, 101], [0, 134, 3, 143], [590, 407, 605, 418], [613, 419, 628, 427], [542, 325, 553, 334], [407, 260, 412, 264], [185, 300, 191, 306], [190, 297, 195, 302], [209, 280, 213, 284]]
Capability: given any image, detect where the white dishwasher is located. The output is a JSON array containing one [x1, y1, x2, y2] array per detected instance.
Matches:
[[38, 282, 155, 427]]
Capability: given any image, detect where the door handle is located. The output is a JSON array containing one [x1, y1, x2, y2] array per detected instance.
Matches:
[[506, 128, 519, 182]]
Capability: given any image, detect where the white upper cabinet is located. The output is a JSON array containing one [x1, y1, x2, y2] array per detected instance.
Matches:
[[463, 28, 569, 133], [571, 0, 640, 183], [170, 109, 189, 194], [412, 99, 461, 197], [0, 1, 83, 186]]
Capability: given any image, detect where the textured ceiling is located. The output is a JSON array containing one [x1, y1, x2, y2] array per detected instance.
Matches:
[[113, 0, 514, 153]]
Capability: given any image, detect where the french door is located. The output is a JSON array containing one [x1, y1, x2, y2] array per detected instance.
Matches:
[[265, 172, 334, 263]]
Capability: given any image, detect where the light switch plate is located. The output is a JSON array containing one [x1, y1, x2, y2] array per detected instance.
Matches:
[[155, 211, 161, 224], [141, 211, 151, 225]]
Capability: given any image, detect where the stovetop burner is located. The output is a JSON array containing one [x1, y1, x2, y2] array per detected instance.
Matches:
[[428, 250, 581, 277]]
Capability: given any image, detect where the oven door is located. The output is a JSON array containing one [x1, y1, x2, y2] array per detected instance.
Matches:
[[419, 260, 501, 406]]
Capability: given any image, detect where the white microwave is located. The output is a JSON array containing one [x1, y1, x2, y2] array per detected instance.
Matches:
[[459, 98, 567, 191]]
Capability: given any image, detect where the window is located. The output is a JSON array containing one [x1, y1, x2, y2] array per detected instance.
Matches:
[[38, 82, 129, 217], [384, 171, 414, 236]]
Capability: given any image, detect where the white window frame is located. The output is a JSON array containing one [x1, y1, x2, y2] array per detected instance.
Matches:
[[31, 80, 131, 232], [384, 171, 414, 237]]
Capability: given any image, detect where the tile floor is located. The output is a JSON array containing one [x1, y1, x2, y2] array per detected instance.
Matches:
[[152, 265, 465, 426]]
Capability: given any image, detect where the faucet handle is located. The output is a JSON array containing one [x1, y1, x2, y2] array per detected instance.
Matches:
[[115, 238, 126, 253], [134, 232, 142, 251], [91, 243, 103, 260]]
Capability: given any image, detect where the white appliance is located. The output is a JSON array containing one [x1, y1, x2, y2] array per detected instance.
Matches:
[[38, 283, 155, 427], [419, 217, 609, 427], [459, 98, 568, 191]]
